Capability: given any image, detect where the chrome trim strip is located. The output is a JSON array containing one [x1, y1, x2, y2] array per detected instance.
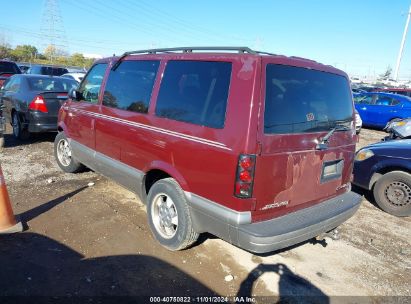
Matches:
[[70, 108, 231, 151]]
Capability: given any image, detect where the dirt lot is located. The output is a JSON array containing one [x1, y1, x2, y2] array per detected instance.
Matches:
[[0, 127, 410, 302]]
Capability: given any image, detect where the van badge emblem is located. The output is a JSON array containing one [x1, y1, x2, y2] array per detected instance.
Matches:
[[260, 201, 289, 210]]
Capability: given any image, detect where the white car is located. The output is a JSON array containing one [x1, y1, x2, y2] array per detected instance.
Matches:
[[355, 109, 362, 134], [61, 72, 86, 83]]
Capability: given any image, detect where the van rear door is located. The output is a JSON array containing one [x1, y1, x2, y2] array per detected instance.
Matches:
[[253, 62, 356, 220]]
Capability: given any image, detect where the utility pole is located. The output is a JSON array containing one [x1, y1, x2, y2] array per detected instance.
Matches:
[[394, 5, 411, 81]]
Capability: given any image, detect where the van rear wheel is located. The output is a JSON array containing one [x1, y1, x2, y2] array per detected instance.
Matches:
[[147, 178, 199, 250]]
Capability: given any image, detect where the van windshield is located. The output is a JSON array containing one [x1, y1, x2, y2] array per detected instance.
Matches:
[[264, 64, 353, 134]]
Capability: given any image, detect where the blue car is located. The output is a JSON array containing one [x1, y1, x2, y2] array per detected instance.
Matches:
[[353, 139, 411, 217], [354, 92, 411, 129]]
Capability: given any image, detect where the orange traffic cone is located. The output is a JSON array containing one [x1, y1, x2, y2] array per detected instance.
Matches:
[[0, 164, 23, 234]]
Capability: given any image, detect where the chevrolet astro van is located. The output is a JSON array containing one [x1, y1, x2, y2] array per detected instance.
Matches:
[[54, 47, 361, 253]]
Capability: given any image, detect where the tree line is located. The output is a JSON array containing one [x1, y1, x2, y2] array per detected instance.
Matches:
[[0, 44, 95, 68]]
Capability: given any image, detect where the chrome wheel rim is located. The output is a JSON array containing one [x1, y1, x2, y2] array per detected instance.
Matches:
[[12, 115, 19, 137], [151, 193, 178, 239], [56, 138, 72, 167], [385, 181, 411, 207]]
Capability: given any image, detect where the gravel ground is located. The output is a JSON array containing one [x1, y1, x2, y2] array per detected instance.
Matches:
[[0, 127, 410, 302]]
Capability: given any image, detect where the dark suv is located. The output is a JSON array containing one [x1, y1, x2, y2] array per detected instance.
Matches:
[[55, 47, 362, 253], [27, 65, 69, 76]]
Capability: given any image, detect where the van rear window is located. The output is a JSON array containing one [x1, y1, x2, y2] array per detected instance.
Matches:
[[264, 64, 353, 134], [155, 61, 232, 129]]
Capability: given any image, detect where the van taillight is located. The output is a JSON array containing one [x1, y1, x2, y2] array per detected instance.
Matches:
[[234, 154, 256, 198], [29, 96, 48, 113]]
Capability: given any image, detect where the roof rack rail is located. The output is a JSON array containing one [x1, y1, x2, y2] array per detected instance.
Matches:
[[111, 47, 258, 70]]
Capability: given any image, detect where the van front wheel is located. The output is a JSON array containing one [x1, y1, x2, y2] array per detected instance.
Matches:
[[54, 132, 84, 173], [147, 178, 199, 250]]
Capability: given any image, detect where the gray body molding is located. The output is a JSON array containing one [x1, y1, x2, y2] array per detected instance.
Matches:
[[70, 140, 144, 198], [186, 190, 362, 253], [69, 139, 361, 254]]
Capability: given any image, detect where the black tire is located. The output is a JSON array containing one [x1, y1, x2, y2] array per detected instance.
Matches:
[[373, 171, 411, 217], [12, 112, 30, 140], [147, 178, 199, 250], [54, 132, 84, 173]]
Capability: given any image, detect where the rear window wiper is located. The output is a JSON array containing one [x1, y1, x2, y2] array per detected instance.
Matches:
[[316, 123, 351, 150]]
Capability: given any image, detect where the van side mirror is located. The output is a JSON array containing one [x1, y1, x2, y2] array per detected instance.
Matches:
[[69, 88, 79, 101]]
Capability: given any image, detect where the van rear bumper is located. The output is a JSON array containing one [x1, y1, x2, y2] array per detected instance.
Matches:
[[186, 191, 362, 254]]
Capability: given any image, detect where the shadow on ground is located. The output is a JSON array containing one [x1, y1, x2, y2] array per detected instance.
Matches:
[[0, 232, 215, 299], [351, 184, 381, 211], [3, 132, 56, 148], [1, 189, 329, 302], [237, 263, 329, 303]]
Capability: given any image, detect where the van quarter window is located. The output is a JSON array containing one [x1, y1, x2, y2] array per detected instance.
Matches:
[[102, 60, 160, 113], [155, 61, 232, 129], [264, 64, 353, 134]]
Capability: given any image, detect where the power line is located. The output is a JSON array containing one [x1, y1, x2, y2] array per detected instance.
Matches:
[[0, 24, 123, 53], [93, 0, 203, 43], [123, 0, 252, 43], [64, 1, 178, 45]]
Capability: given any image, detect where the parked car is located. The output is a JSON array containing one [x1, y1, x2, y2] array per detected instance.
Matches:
[[0, 75, 78, 140], [355, 109, 362, 134], [353, 140, 411, 217], [61, 72, 86, 83], [0, 60, 21, 87], [26, 65, 69, 76], [379, 87, 411, 98], [0, 60, 21, 147], [354, 92, 411, 129], [383, 118, 411, 140], [17, 64, 30, 74], [54, 47, 361, 253]]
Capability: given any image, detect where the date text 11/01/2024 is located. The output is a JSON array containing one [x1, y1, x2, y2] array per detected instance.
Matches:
[[149, 296, 256, 303]]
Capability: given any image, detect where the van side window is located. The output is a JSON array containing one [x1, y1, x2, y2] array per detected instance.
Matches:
[[155, 61, 232, 128], [77, 63, 108, 104], [102, 60, 160, 113]]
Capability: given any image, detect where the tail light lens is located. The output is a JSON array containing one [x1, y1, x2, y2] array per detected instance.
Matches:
[[29, 95, 48, 113], [234, 154, 256, 198]]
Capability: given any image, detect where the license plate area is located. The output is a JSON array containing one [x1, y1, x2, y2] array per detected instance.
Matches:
[[321, 159, 344, 183]]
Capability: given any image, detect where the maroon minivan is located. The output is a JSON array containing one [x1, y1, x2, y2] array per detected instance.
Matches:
[[54, 47, 362, 253]]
